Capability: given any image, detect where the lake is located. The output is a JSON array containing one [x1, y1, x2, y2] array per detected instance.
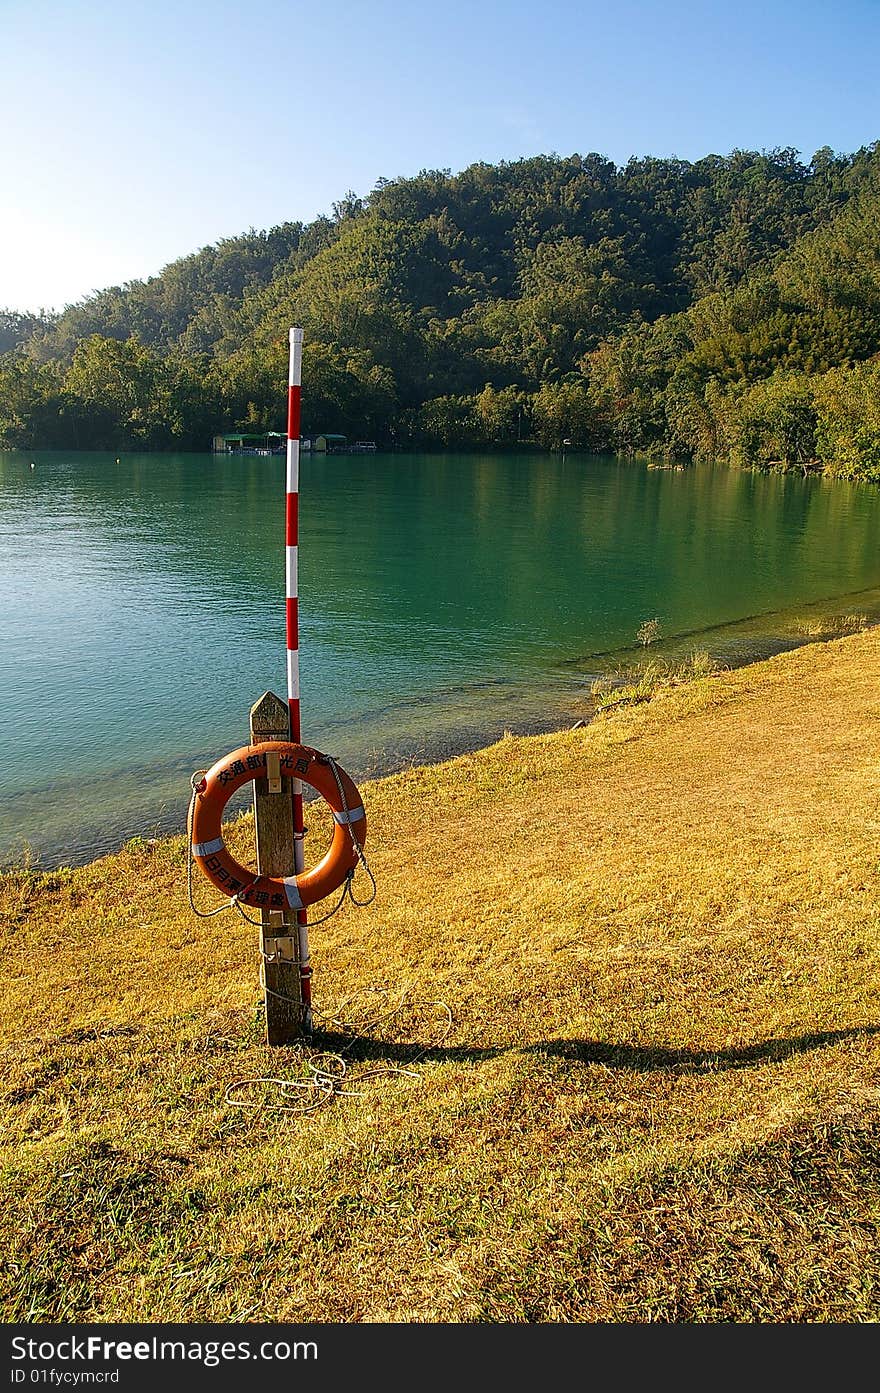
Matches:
[[2, 448, 879, 867]]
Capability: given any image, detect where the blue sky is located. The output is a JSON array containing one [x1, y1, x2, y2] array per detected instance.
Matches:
[[2, 0, 879, 313]]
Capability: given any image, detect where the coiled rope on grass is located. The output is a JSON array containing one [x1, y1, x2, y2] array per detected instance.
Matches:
[[224, 989, 454, 1117]]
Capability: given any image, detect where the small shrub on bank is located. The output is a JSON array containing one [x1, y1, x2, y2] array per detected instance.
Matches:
[[637, 617, 662, 647], [794, 612, 869, 638], [591, 650, 720, 713]]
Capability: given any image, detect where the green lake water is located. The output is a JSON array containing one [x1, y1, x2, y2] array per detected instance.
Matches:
[[1, 448, 879, 867]]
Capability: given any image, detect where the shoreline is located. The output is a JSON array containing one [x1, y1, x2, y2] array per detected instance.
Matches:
[[6, 442, 880, 487], [4, 612, 878, 875]]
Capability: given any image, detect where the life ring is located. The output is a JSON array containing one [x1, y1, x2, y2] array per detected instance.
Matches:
[[191, 741, 366, 910]]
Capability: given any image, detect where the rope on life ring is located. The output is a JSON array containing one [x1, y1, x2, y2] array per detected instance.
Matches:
[[190, 741, 367, 910]]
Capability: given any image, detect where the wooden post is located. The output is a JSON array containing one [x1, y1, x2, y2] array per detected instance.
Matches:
[[250, 690, 305, 1043]]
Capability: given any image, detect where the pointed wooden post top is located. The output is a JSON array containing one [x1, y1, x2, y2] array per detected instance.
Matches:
[[250, 691, 289, 738]]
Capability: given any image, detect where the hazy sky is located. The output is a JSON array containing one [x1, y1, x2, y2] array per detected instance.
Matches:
[[2, 0, 879, 314]]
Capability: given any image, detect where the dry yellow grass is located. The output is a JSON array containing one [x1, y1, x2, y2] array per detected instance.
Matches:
[[2, 629, 880, 1322]]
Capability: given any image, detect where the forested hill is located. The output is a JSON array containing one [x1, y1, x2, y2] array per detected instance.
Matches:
[[3, 143, 880, 478]]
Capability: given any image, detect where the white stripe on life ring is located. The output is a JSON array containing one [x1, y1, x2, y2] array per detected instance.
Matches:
[[193, 837, 224, 857], [282, 876, 305, 910], [332, 805, 365, 825]]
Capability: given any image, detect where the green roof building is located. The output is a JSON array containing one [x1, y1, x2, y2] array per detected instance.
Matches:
[[212, 432, 285, 454]]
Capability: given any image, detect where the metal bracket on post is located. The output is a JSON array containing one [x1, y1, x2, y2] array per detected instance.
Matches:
[[264, 935, 297, 962], [266, 750, 282, 794]]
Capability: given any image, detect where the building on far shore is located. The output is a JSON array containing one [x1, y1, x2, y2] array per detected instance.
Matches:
[[311, 433, 348, 453], [212, 432, 285, 455], [213, 431, 357, 455]]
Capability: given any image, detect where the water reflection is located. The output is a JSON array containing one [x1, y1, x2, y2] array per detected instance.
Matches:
[[1, 448, 878, 865]]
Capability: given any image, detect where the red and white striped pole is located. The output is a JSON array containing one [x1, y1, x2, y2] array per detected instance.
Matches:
[[286, 326, 312, 1031]]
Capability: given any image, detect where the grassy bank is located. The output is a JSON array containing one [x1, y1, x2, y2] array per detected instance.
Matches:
[[2, 629, 880, 1322]]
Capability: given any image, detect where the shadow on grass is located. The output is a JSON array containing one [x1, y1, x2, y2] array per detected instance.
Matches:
[[311, 1025, 880, 1075]]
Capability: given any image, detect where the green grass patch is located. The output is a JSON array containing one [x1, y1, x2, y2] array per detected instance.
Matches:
[[2, 630, 880, 1321]]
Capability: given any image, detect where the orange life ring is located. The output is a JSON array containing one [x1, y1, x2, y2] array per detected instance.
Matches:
[[191, 741, 366, 910]]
